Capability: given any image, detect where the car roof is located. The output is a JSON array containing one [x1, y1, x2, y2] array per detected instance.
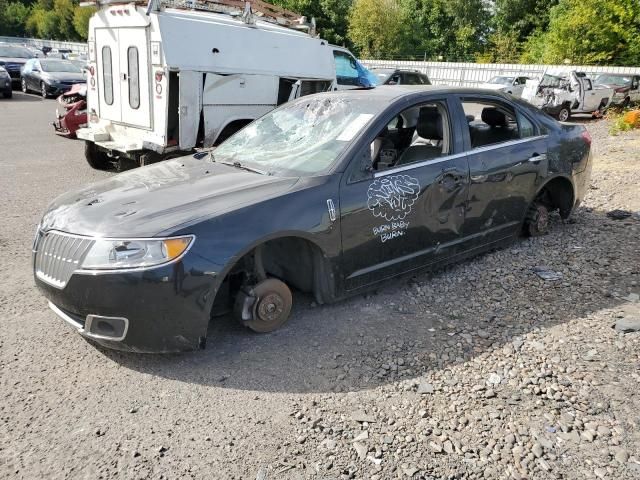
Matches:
[[327, 85, 513, 101]]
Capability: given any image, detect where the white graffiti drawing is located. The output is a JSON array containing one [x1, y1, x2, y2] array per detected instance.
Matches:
[[367, 175, 421, 221]]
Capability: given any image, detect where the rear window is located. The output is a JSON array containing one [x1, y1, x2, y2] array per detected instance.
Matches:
[[127, 47, 140, 109], [0, 45, 33, 59], [102, 47, 113, 106]]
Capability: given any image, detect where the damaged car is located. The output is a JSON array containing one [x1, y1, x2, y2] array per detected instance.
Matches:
[[479, 76, 530, 97], [522, 69, 614, 121], [594, 73, 640, 108], [33, 86, 593, 353]]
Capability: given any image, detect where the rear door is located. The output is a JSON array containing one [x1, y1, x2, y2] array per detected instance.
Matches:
[[118, 28, 151, 128], [94, 28, 150, 128], [95, 28, 122, 123], [458, 96, 547, 245]]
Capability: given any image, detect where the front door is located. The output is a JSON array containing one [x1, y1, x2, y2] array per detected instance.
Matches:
[[580, 78, 600, 111], [339, 98, 469, 290], [458, 96, 547, 245], [95, 27, 150, 128]]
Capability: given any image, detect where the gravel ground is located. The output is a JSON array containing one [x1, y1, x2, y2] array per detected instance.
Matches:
[[1, 93, 639, 480]]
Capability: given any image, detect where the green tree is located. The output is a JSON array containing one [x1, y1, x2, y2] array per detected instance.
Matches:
[[73, 5, 95, 41], [347, 0, 407, 58], [492, 0, 559, 42], [522, 0, 640, 65], [401, 0, 489, 61], [0, 1, 31, 37], [268, 0, 353, 46]]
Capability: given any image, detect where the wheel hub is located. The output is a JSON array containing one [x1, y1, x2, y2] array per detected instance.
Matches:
[[537, 209, 549, 230], [255, 292, 285, 323]]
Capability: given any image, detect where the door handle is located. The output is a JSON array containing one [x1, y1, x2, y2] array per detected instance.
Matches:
[[528, 153, 547, 164], [439, 173, 464, 191]]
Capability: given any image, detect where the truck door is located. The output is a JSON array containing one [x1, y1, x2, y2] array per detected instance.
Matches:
[[95, 28, 122, 123], [117, 28, 151, 128], [580, 78, 599, 111], [94, 28, 150, 128], [178, 71, 202, 150]]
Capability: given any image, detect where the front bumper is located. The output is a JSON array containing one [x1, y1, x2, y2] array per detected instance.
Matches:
[[35, 256, 217, 353], [45, 83, 79, 96]]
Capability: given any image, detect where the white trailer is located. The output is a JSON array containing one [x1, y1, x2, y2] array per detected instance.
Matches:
[[521, 69, 614, 122], [77, 0, 376, 169]]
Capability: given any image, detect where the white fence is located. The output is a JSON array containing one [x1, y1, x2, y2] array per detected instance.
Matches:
[[0, 36, 88, 55], [2, 35, 639, 84], [361, 59, 640, 86]]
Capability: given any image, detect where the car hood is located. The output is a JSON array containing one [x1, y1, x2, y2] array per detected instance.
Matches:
[[597, 83, 628, 91], [44, 71, 85, 82], [41, 157, 300, 237]]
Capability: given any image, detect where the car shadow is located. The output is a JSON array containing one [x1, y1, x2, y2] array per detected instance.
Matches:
[[7, 91, 45, 102], [98, 207, 637, 394]]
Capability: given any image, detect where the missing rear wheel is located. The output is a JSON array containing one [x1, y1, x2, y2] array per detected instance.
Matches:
[[525, 202, 550, 237]]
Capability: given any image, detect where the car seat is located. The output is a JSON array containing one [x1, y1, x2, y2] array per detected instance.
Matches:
[[395, 107, 444, 165]]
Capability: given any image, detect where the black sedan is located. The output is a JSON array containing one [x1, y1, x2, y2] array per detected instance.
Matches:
[[0, 44, 34, 85], [0, 66, 12, 98], [33, 87, 592, 353], [372, 68, 432, 86], [20, 58, 85, 98]]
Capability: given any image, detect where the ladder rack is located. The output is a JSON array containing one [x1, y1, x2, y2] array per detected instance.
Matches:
[[80, 0, 316, 33]]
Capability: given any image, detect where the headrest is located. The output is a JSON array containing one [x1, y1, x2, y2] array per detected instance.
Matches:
[[481, 107, 507, 127], [416, 106, 443, 140]]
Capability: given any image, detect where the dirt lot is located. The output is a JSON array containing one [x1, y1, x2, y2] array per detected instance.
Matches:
[[0, 92, 639, 480]]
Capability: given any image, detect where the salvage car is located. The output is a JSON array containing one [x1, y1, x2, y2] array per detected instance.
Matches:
[[21, 59, 85, 98], [371, 68, 431, 86], [522, 69, 614, 121], [594, 73, 640, 108], [33, 86, 592, 353], [480, 76, 530, 97], [0, 66, 12, 98], [53, 83, 87, 138]]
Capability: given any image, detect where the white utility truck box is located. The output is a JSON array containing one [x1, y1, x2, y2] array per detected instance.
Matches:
[[78, 0, 376, 169]]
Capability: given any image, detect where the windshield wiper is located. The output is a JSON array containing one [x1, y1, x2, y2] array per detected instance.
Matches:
[[219, 160, 269, 176]]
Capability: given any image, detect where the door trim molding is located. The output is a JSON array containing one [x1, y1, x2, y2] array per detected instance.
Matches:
[[374, 135, 548, 179], [346, 221, 520, 281], [374, 152, 467, 178]]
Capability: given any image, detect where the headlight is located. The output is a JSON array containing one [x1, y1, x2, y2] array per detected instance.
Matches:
[[80, 235, 194, 270]]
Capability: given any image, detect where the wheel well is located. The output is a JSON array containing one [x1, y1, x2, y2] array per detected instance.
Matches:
[[211, 237, 332, 317], [215, 119, 253, 145], [536, 177, 574, 218]]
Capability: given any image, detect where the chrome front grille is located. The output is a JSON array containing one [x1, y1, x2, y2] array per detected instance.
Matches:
[[34, 231, 94, 289]]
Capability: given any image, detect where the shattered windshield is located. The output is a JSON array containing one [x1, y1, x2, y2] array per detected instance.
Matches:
[[488, 76, 514, 86], [214, 96, 383, 176], [595, 74, 631, 86]]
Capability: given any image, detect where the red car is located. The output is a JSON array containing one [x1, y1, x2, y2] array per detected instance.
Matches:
[[53, 83, 87, 138]]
